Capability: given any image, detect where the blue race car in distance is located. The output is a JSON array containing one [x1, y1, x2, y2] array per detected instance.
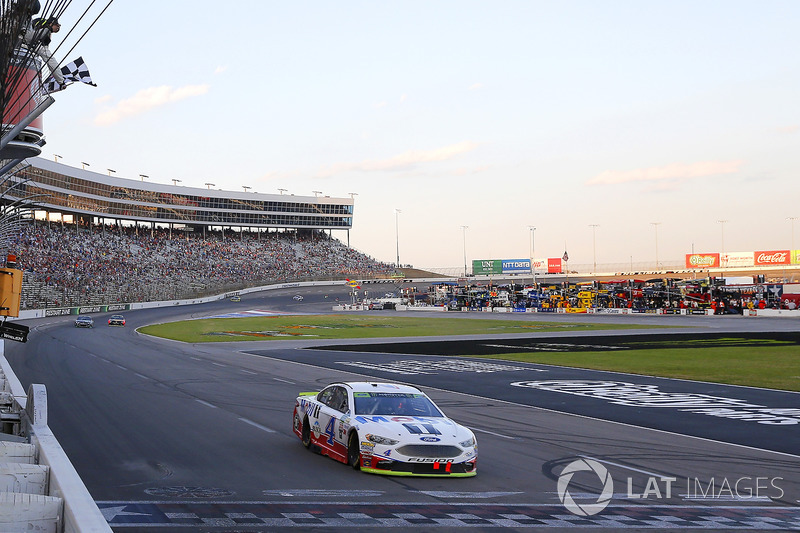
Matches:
[[74, 315, 94, 328]]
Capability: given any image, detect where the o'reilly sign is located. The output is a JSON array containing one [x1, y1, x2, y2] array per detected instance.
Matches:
[[472, 259, 531, 276]]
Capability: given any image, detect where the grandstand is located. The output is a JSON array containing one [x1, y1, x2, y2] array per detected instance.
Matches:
[[1, 158, 395, 308]]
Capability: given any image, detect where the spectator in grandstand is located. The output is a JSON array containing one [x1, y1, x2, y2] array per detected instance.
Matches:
[[13, 223, 393, 309]]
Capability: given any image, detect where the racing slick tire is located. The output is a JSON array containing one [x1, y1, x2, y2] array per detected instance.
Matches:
[[348, 432, 361, 470], [301, 416, 312, 449]]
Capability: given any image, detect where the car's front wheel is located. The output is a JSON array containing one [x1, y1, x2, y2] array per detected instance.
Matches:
[[301, 416, 312, 449], [347, 432, 361, 470]]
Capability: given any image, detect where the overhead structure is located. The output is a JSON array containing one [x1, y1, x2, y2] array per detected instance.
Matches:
[[0, 0, 52, 160], [5, 157, 355, 234]]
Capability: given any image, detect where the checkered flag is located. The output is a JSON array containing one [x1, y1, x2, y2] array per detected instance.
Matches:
[[44, 57, 97, 93]]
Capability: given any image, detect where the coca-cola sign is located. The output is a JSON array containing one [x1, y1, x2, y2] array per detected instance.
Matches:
[[685, 253, 720, 269], [754, 250, 790, 266]]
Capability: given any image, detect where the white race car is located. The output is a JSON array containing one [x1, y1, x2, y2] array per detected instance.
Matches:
[[292, 382, 477, 477]]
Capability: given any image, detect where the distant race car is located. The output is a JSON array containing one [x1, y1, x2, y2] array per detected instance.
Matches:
[[231, 295, 241, 302], [293, 295, 304, 301], [108, 314, 126, 327], [292, 382, 477, 477], [74, 315, 94, 328]]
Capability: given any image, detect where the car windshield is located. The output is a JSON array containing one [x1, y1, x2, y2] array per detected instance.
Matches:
[[353, 392, 443, 417]]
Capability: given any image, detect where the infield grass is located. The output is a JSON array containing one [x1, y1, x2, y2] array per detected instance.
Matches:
[[469, 345, 800, 392], [138, 314, 799, 391], [138, 314, 659, 342]]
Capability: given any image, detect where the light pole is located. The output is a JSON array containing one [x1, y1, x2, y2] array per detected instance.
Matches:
[[81, 162, 90, 170], [172, 179, 182, 186], [527, 225, 536, 285], [107, 168, 115, 176], [589, 224, 599, 274], [242, 185, 251, 193], [461, 225, 469, 277], [395, 209, 401, 268], [278, 188, 287, 195], [717, 220, 728, 258], [139, 174, 149, 182], [789, 217, 797, 253], [53, 154, 62, 163], [312, 190, 322, 197], [650, 222, 661, 271]]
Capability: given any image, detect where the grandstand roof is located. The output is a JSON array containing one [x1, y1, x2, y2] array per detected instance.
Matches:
[[3, 158, 354, 231]]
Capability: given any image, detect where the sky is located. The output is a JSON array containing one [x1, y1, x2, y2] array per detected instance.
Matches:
[[38, 1, 800, 270]]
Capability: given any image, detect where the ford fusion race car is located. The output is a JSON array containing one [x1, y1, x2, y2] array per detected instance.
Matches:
[[108, 314, 125, 326], [292, 382, 477, 476]]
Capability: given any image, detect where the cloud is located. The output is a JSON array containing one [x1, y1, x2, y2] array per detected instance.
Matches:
[[777, 125, 798, 134], [586, 160, 744, 186], [453, 165, 490, 176], [94, 84, 210, 126], [316, 141, 480, 178], [468, 83, 483, 91], [214, 65, 227, 75]]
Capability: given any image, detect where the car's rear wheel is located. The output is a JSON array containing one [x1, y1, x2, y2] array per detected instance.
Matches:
[[301, 416, 312, 449], [347, 432, 361, 470]]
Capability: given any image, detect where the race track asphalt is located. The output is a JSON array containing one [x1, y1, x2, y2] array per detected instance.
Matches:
[[4, 285, 799, 532]]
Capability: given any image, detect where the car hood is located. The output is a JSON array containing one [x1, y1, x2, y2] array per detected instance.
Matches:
[[351, 415, 471, 440]]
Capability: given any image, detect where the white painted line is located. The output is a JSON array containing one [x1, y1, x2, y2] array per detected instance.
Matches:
[[195, 399, 217, 409], [680, 495, 772, 502], [417, 491, 523, 499], [263, 489, 383, 498], [210, 362, 227, 368], [134, 373, 148, 380], [579, 455, 669, 478], [470, 427, 515, 440], [239, 417, 276, 433], [273, 377, 295, 384], [241, 370, 258, 375], [114, 364, 127, 371]]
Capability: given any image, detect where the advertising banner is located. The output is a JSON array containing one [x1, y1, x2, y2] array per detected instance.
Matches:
[[472, 260, 502, 276], [794, 250, 800, 265], [531, 258, 547, 271], [754, 250, 790, 266], [685, 253, 720, 269], [473, 259, 533, 274], [502, 259, 531, 273], [547, 257, 562, 274], [721, 252, 754, 268]]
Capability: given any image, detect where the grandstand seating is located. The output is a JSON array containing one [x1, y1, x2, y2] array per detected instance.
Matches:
[[12, 223, 394, 309]]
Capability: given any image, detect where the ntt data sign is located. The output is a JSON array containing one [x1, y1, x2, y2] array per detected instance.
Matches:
[[472, 259, 531, 275]]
